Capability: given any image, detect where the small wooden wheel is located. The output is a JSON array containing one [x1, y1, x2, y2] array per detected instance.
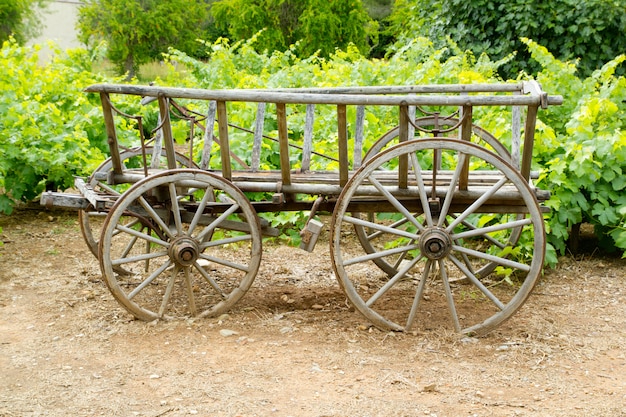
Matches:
[[99, 169, 262, 321], [79, 147, 197, 259], [331, 138, 545, 335]]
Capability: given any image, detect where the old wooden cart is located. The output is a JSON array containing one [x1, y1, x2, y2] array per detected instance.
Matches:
[[41, 82, 562, 335]]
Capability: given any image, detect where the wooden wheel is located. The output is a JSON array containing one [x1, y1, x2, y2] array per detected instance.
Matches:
[[331, 139, 545, 335], [355, 117, 512, 277], [99, 169, 262, 321], [79, 147, 197, 259]]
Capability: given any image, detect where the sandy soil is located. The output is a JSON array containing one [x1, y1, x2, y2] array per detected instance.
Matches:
[[1, 209, 624, 416]]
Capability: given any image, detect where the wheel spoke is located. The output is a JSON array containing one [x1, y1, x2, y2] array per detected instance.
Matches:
[[405, 259, 432, 331], [344, 243, 421, 266], [445, 177, 508, 232], [452, 217, 532, 240], [437, 151, 467, 227], [342, 214, 420, 241], [439, 259, 461, 332], [188, 186, 214, 236], [448, 254, 505, 310], [115, 223, 169, 248], [408, 153, 434, 227], [367, 175, 426, 233], [195, 203, 241, 242], [158, 266, 179, 317], [449, 214, 507, 249], [168, 183, 183, 235], [111, 250, 168, 266], [193, 261, 227, 298], [183, 266, 197, 316], [365, 255, 422, 307], [199, 234, 252, 249], [452, 245, 530, 272], [128, 260, 173, 300], [198, 253, 250, 272], [138, 195, 176, 239]]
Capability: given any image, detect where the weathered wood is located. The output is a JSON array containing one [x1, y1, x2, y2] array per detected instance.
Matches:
[[301, 104, 315, 172], [251, 102, 266, 171], [353, 105, 365, 169], [521, 105, 539, 181], [458, 105, 473, 191], [398, 104, 409, 189], [511, 92, 521, 169], [200, 100, 217, 170], [100, 92, 123, 176], [40, 192, 89, 210], [85, 83, 563, 107], [157, 95, 177, 170], [276, 103, 292, 192], [216, 101, 232, 180], [337, 105, 349, 187]]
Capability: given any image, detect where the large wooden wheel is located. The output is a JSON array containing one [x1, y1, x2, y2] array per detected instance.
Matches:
[[330, 138, 545, 335], [79, 147, 197, 259], [99, 169, 262, 321], [355, 117, 513, 277]]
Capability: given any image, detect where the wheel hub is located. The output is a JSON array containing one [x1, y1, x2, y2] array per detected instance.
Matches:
[[419, 227, 452, 260], [169, 237, 200, 267]]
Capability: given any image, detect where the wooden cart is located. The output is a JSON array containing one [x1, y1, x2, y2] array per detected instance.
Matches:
[[41, 82, 562, 335]]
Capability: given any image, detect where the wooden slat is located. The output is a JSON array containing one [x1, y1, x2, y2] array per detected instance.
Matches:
[[337, 104, 349, 186], [301, 104, 315, 172], [216, 101, 232, 180], [85, 83, 562, 107], [157, 95, 177, 170], [398, 104, 409, 189], [353, 105, 365, 169], [200, 100, 217, 170], [276, 103, 292, 188], [251, 102, 266, 171], [100, 92, 123, 176], [458, 105, 473, 191], [521, 105, 539, 181], [511, 93, 521, 169]]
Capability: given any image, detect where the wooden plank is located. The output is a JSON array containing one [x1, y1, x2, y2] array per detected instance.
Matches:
[[100, 92, 123, 176], [40, 192, 89, 210], [157, 95, 177, 170], [353, 105, 365, 169], [458, 105, 473, 191], [86, 83, 562, 107], [337, 104, 349, 186], [217, 101, 232, 180], [301, 104, 315, 172], [251, 102, 266, 171], [276, 102, 292, 188], [511, 93, 521, 168], [398, 104, 409, 189], [521, 105, 539, 181], [200, 100, 217, 170]]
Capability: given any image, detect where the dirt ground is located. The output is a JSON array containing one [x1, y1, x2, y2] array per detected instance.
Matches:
[[1, 208, 624, 417]]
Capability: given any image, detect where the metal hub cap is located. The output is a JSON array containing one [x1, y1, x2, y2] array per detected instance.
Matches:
[[169, 237, 200, 267], [419, 227, 452, 260]]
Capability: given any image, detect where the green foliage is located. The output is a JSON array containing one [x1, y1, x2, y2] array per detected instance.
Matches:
[[0, 39, 111, 214], [528, 39, 626, 257], [210, 0, 375, 58], [77, 0, 212, 78], [386, 0, 626, 79], [0, 0, 49, 44]]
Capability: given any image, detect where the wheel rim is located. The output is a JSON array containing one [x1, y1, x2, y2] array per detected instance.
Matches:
[[99, 169, 261, 321], [79, 148, 198, 259], [331, 138, 544, 335], [355, 118, 512, 277]]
